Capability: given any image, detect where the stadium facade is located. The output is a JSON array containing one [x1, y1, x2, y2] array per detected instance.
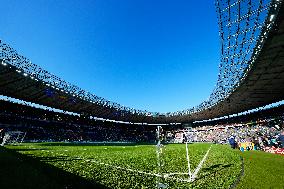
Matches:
[[0, 0, 283, 124]]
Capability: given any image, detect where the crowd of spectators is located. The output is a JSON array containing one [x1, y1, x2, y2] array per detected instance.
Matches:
[[0, 100, 156, 143], [1, 98, 284, 151], [172, 103, 284, 151], [180, 123, 284, 149]]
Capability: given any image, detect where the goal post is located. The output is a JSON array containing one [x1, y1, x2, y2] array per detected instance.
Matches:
[[0, 131, 26, 146], [155, 127, 212, 186], [156, 126, 167, 188]]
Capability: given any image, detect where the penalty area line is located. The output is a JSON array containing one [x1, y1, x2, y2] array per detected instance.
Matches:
[[83, 159, 192, 183]]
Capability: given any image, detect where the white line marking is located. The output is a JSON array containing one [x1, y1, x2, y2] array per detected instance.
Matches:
[[85, 159, 193, 183], [191, 145, 212, 181]]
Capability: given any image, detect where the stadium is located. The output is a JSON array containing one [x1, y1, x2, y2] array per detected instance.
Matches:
[[0, 0, 284, 188]]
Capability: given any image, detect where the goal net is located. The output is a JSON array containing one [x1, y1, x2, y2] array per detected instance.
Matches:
[[1, 131, 26, 146], [155, 126, 212, 188]]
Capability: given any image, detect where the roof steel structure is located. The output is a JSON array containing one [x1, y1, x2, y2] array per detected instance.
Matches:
[[0, 0, 283, 124]]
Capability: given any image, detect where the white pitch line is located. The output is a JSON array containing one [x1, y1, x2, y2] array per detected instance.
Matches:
[[185, 142, 192, 179], [85, 159, 193, 183], [23, 147, 196, 183], [89, 159, 160, 177], [164, 172, 189, 176], [48, 150, 198, 183], [191, 145, 212, 181]]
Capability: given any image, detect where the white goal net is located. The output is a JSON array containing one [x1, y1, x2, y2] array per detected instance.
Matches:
[[1, 131, 26, 146]]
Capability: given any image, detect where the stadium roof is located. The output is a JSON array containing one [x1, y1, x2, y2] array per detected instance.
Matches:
[[0, 0, 283, 124]]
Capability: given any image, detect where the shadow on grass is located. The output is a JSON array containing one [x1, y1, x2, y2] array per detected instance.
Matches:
[[11, 148, 48, 151], [35, 156, 77, 162], [0, 146, 110, 189], [38, 142, 155, 147], [193, 163, 233, 182], [202, 163, 233, 171], [31, 142, 199, 147]]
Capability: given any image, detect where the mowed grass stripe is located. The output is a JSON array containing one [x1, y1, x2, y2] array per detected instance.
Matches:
[[6, 143, 284, 188], [0, 146, 107, 189], [5, 143, 243, 188], [236, 150, 284, 189]]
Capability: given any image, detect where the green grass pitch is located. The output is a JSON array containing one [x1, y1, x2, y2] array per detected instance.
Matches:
[[1, 143, 283, 188]]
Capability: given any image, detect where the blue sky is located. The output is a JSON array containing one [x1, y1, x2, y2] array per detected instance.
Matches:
[[1, 0, 220, 113]]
